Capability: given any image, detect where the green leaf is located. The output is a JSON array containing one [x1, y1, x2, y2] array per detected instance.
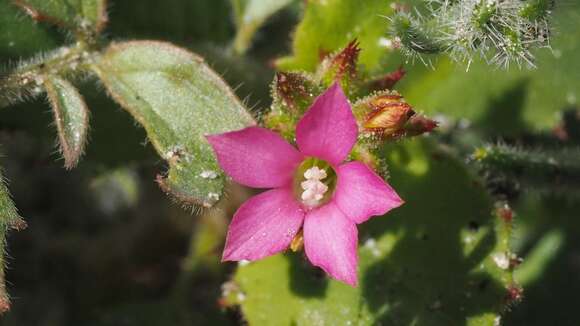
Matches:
[[44, 76, 89, 169], [276, 0, 394, 72], [230, 140, 514, 325], [515, 229, 563, 287], [89, 167, 140, 214], [107, 0, 233, 44], [506, 197, 580, 325], [92, 41, 255, 207], [399, 2, 580, 131], [0, 1, 59, 57], [231, 0, 294, 55], [0, 168, 25, 314], [13, 0, 108, 33]]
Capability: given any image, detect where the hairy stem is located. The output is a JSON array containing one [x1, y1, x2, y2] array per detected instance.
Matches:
[[473, 143, 580, 196], [0, 42, 98, 108]]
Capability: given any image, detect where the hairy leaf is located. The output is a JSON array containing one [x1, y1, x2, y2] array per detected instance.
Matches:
[[276, 0, 394, 72], [0, 168, 25, 314], [229, 140, 515, 325], [92, 41, 255, 207], [44, 76, 89, 169], [0, 1, 59, 57], [13, 0, 108, 33]]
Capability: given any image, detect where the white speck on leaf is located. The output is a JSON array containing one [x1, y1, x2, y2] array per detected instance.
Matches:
[[378, 37, 394, 49], [364, 238, 381, 257], [492, 252, 510, 270], [200, 170, 218, 179], [207, 192, 220, 201], [430, 300, 442, 310], [33, 76, 44, 86], [32, 86, 43, 95], [458, 118, 471, 129], [567, 92, 577, 104]]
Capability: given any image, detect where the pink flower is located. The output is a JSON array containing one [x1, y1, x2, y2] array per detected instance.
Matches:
[[206, 83, 403, 286]]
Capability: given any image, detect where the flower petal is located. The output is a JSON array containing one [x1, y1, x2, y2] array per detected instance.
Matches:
[[222, 187, 305, 261], [334, 161, 404, 224], [296, 82, 358, 165], [303, 202, 358, 286], [206, 126, 303, 188]]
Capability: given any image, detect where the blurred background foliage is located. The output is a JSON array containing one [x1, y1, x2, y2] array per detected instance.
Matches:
[[0, 0, 579, 325]]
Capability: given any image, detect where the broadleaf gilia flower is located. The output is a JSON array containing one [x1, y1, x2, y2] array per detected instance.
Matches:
[[206, 83, 403, 286]]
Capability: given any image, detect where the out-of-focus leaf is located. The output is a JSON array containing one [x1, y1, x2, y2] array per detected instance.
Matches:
[[13, 0, 108, 33], [515, 229, 563, 287], [0, 168, 25, 314], [90, 167, 140, 215], [230, 140, 514, 325], [92, 41, 255, 207], [0, 1, 59, 57], [44, 75, 89, 169], [399, 2, 580, 131], [231, 0, 294, 55], [276, 0, 394, 72], [108, 0, 232, 44], [506, 197, 580, 325], [182, 182, 252, 274]]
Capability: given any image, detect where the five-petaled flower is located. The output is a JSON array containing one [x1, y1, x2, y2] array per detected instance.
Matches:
[[206, 83, 403, 286]]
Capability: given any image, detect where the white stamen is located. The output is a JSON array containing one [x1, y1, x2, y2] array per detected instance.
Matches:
[[304, 166, 327, 180], [301, 166, 328, 207]]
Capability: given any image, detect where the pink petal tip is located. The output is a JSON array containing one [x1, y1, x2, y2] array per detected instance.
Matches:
[[303, 202, 358, 286], [334, 161, 404, 224], [296, 83, 358, 165]]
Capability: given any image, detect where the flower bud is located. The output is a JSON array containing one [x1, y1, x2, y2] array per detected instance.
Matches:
[[369, 66, 406, 91], [405, 114, 438, 136], [318, 40, 360, 84], [359, 93, 413, 139], [356, 92, 437, 141], [275, 72, 313, 112]]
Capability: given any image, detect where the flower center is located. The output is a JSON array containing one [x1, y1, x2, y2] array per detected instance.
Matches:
[[294, 158, 337, 208], [301, 166, 329, 206]]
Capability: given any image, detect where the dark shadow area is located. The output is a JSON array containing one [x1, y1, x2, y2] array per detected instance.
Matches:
[[108, 0, 235, 44], [287, 253, 328, 298], [477, 79, 530, 139], [359, 141, 507, 325], [505, 197, 580, 326], [0, 129, 194, 325]]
